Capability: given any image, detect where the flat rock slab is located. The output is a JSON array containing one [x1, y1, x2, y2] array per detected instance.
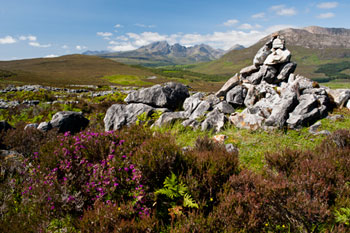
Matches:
[[125, 82, 189, 110]]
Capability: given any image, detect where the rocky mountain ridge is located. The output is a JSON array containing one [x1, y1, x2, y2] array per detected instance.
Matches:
[[260, 26, 350, 49], [98, 41, 226, 66]]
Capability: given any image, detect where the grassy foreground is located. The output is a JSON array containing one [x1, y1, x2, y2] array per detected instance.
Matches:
[[1, 88, 350, 232]]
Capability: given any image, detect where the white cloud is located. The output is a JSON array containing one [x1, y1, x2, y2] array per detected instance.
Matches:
[[106, 24, 295, 52], [62, 45, 69, 49], [0, 35, 16, 44], [134, 23, 156, 28], [317, 12, 335, 18], [108, 43, 138, 52], [44, 54, 58, 58], [270, 5, 297, 16], [29, 42, 51, 48], [76, 45, 87, 50], [317, 2, 338, 9], [252, 12, 266, 19], [97, 32, 113, 37], [114, 24, 123, 28], [238, 24, 254, 30], [19, 35, 37, 41], [223, 19, 239, 27]]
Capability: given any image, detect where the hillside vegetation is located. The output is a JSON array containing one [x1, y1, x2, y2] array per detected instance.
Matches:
[[0, 55, 159, 86], [2, 87, 350, 232], [0, 55, 228, 92]]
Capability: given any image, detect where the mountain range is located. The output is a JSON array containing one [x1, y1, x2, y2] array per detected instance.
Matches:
[[91, 41, 228, 67]]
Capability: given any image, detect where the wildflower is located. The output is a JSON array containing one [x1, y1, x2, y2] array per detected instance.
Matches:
[[265, 223, 268, 227], [118, 207, 121, 211], [282, 225, 286, 228], [210, 198, 213, 201]]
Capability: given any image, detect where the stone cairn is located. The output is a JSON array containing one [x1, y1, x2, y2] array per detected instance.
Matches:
[[104, 35, 350, 132]]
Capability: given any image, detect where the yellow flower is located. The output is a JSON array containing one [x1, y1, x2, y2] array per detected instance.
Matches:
[[265, 223, 268, 227], [118, 207, 121, 211], [210, 198, 213, 201], [282, 225, 286, 228]]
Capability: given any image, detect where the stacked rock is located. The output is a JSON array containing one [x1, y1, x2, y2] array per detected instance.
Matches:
[[216, 34, 331, 130]]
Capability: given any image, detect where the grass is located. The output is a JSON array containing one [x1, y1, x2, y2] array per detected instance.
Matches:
[[322, 80, 350, 89], [102, 74, 153, 86], [151, 108, 350, 171], [0, 54, 160, 86]]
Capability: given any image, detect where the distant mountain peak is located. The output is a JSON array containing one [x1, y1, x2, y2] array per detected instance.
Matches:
[[98, 41, 226, 66], [229, 44, 245, 51]]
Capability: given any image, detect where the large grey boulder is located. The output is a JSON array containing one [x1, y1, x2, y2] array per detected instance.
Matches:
[[215, 74, 240, 97], [183, 92, 204, 115], [261, 65, 278, 84], [205, 94, 221, 106], [153, 112, 187, 127], [244, 85, 259, 107], [290, 75, 317, 91], [50, 111, 89, 134], [104, 103, 154, 131], [277, 62, 297, 82], [253, 39, 273, 66], [0, 121, 13, 133], [214, 101, 235, 114], [226, 85, 247, 107], [240, 65, 259, 78], [327, 89, 350, 107], [201, 109, 226, 132], [264, 91, 298, 128], [230, 109, 265, 130], [287, 108, 320, 129], [286, 94, 321, 128], [189, 101, 211, 120], [124, 82, 189, 110]]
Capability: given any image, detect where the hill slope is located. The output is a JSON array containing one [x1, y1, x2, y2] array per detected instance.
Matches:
[[98, 41, 226, 67], [190, 26, 350, 81], [0, 55, 160, 86]]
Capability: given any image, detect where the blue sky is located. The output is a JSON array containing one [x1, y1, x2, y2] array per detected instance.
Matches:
[[0, 0, 349, 60]]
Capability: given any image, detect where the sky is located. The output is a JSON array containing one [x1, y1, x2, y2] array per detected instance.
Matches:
[[0, 0, 349, 60]]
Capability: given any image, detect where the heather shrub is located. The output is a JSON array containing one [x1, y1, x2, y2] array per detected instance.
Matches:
[[209, 130, 350, 232], [182, 136, 239, 213], [79, 201, 157, 233], [132, 132, 187, 191], [1, 122, 58, 156], [13, 130, 149, 231]]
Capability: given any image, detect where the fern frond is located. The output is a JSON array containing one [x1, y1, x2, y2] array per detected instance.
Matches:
[[183, 193, 199, 209]]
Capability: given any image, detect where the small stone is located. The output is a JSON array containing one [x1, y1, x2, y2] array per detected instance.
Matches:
[[264, 49, 291, 65], [37, 122, 52, 132], [225, 143, 239, 153]]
